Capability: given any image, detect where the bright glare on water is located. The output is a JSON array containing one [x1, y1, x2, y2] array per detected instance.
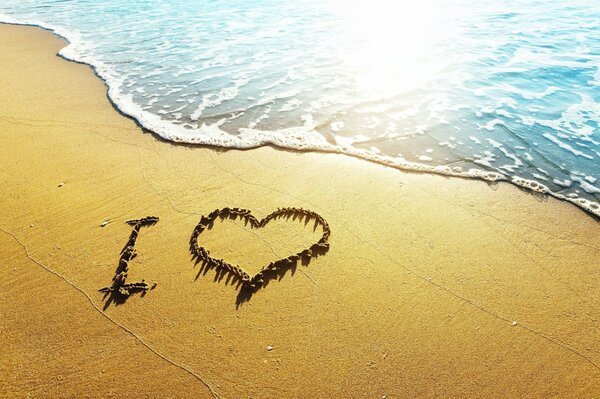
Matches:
[[1, 0, 599, 213]]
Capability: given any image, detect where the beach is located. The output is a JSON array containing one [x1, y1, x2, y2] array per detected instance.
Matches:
[[0, 22, 599, 398]]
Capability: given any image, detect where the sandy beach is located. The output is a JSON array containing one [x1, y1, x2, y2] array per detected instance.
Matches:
[[0, 23, 599, 398]]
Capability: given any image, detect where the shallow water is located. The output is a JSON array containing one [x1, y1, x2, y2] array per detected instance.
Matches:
[[1, 0, 599, 215]]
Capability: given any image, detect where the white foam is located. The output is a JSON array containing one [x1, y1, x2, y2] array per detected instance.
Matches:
[[570, 174, 600, 194], [479, 119, 506, 131], [279, 99, 302, 112], [330, 121, 344, 132], [542, 133, 594, 160], [190, 79, 248, 120], [474, 151, 496, 168], [553, 178, 572, 188]]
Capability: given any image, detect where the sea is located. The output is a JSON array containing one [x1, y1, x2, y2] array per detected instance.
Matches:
[[1, 0, 599, 216]]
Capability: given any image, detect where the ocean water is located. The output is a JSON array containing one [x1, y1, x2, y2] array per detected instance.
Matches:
[[1, 0, 599, 216]]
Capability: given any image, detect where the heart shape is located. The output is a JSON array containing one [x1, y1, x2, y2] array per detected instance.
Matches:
[[189, 207, 330, 291]]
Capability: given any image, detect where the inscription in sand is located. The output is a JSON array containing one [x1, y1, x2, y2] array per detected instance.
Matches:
[[98, 208, 330, 306], [190, 207, 330, 292], [99, 216, 159, 302]]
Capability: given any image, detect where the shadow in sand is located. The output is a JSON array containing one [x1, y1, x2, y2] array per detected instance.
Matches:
[[188, 207, 331, 308]]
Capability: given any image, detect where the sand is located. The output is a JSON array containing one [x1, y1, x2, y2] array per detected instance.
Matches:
[[0, 23, 599, 398]]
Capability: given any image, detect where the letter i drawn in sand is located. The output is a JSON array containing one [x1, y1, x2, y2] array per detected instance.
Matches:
[[99, 216, 159, 310]]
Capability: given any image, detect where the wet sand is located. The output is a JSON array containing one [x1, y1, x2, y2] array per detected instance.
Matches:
[[0, 23, 599, 398]]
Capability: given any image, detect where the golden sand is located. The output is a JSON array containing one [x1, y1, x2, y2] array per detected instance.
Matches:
[[0, 23, 599, 398]]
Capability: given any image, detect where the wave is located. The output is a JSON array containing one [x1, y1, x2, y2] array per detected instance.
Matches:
[[1, 13, 598, 219]]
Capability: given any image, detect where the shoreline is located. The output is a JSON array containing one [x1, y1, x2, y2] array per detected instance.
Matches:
[[1, 23, 599, 398], [0, 18, 598, 221]]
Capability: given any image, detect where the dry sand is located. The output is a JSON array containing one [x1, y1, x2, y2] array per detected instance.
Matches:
[[0, 23, 599, 398]]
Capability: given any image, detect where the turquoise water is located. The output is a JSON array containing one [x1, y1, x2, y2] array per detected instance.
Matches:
[[1, 0, 599, 215]]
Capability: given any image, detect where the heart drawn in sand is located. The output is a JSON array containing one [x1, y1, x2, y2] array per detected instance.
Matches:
[[189, 207, 331, 291]]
